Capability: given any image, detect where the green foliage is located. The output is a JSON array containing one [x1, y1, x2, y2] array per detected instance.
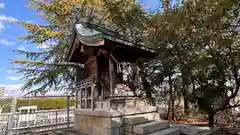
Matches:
[[17, 98, 73, 110], [16, 97, 75, 110], [0, 98, 75, 113]]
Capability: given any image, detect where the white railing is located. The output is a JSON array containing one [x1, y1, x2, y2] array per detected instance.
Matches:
[[0, 119, 8, 135], [0, 113, 11, 121], [0, 109, 74, 134], [13, 109, 74, 129]]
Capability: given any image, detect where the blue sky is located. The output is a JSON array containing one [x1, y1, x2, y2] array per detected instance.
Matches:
[[0, 0, 160, 97], [0, 0, 46, 96]]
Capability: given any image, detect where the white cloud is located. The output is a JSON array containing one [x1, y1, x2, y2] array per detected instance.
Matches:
[[0, 39, 15, 45], [17, 45, 27, 51], [0, 15, 17, 22], [0, 83, 66, 97], [0, 15, 18, 31], [6, 76, 22, 81], [0, 84, 24, 97], [0, 3, 4, 9]]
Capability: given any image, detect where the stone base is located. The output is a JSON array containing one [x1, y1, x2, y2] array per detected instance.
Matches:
[[74, 97, 159, 135], [74, 98, 159, 135], [74, 109, 124, 135], [74, 108, 221, 135]]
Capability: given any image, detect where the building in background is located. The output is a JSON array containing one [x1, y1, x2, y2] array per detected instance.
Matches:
[[0, 87, 5, 98]]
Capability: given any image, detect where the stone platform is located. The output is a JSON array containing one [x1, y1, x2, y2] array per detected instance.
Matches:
[[74, 98, 159, 135], [74, 98, 222, 135]]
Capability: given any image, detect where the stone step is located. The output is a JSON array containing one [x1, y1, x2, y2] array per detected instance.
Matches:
[[52, 129, 89, 135], [147, 128, 181, 135], [133, 120, 169, 135], [124, 116, 150, 125]]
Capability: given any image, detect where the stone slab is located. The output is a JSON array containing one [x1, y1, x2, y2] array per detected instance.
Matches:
[[195, 127, 221, 135], [92, 126, 111, 135], [133, 120, 169, 135], [111, 127, 124, 135], [124, 124, 133, 132], [111, 117, 123, 128], [125, 132, 136, 135], [124, 116, 150, 125], [147, 128, 181, 135], [170, 124, 221, 135], [75, 109, 113, 117], [144, 113, 160, 121]]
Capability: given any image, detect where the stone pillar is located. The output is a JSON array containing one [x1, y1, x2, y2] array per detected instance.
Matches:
[[85, 88, 88, 108], [101, 82, 104, 100], [75, 89, 79, 109], [109, 59, 113, 96], [79, 88, 82, 108], [91, 85, 95, 110]]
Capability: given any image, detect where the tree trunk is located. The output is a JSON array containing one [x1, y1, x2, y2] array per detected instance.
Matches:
[[171, 95, 175, 121], [208, 112, 215, 127], [168, 75, 175, 121], [167, 97, 171, 120], [191, 76, 195, 91], [184, 97, 189, 115], [182, 68, 189, 115]]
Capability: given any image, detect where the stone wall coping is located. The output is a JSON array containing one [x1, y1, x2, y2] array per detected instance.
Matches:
[[75, 109, 158, 118], [75, 109, 125, 117], [95, 98, 147, 102]]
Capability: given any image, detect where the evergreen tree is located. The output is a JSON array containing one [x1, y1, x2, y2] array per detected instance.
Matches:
[[12, 0, 146, 94]]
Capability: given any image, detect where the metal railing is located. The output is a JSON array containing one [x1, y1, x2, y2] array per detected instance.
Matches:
[[1, 119, 9, 135], [9, 109, 74, 134], [0, 96, 74, 135]]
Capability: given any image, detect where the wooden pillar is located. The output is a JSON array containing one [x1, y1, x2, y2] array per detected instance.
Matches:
[[85, 88, 88, 108], [95, 57, 99, 83], [109, 59, 113, 96], [91, 85, 95, 110], [79, 88, 82, 109]]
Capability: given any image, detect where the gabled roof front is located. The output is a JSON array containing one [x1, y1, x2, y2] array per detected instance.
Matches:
[[65, 22, 156, 62]]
